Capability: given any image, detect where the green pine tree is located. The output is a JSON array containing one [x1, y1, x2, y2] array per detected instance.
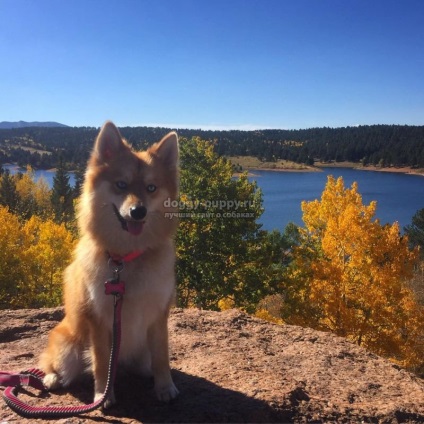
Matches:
[[51, 158, 74, 224], [72, 163, 85, 199], [405, 208, 424, 256], [176, 137, 284, 311], [0, 170, 19, 214]]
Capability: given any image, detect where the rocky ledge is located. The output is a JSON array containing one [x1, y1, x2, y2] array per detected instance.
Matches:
[[0, 308, 423, 423]]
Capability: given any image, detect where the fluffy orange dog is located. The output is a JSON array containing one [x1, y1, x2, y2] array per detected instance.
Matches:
[[40, 121, 179, 406]]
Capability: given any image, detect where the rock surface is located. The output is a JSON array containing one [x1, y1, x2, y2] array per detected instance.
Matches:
[[0, 307, 423, 423]]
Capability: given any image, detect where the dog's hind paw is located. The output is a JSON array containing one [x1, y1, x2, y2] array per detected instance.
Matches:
[[43, 373, 61, 391], [155, 382, 179, 402]]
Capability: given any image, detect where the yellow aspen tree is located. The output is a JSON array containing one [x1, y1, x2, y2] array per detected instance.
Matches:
[[0, 206, 25, 307], [288, 176, 423, 371], [20, 216, 75, 307], [14, 166, 37, 219], [34, 177, 54, 219], [0, 207, 75, 309]]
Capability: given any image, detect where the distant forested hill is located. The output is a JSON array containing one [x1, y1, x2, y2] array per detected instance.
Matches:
[[211, 125, 424, 168], [0, 124, 423, 169], [0, 121, 68, 129]]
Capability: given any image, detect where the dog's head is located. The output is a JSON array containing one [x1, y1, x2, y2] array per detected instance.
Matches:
[[79, 121, 179, 253]]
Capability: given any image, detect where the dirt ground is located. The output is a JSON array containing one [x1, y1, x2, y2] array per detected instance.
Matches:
[[0, 307, 423, 423]]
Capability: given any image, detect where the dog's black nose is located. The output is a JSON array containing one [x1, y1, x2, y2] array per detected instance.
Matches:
[[130, 205, 147, 220]]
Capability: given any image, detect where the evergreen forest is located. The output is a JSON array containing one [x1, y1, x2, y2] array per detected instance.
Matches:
[[1, 124, 424, 170]]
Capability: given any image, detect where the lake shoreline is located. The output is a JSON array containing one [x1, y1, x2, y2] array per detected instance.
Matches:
[[234, 160, 424, 177], [356, 165, 424, 177], [315, 162, 424, 177], [228, 155, 318, 176], [233, 166, 321, 177]]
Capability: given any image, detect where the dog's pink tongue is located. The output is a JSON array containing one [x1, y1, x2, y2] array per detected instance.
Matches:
[[127, 221, 143, 236]]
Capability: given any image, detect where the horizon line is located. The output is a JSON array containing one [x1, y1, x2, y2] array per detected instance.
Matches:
[[2, 120, 424, 131]]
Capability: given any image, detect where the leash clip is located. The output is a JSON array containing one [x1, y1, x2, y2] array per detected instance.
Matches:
[[105, 258, 125, 299], [108, 257, 124, 275]]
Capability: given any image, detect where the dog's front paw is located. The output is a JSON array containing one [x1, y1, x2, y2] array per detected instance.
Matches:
[[155, 382, 179, 402], [43, 373, 61, 391], [94, 390, 116, 409]]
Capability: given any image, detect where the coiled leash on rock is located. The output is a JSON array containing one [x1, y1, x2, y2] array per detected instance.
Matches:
[[0, 251, 142, 418]]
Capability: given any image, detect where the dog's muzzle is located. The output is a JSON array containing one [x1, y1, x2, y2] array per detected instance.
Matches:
[[112, 204, 145, 236]]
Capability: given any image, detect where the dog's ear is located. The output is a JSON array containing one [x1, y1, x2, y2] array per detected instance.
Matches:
[[150, 132, 179, 170], [93, 121, 127, 163]]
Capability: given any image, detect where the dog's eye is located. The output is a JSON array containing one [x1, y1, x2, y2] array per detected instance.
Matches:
[[146, 184, 156, 193], [116, 181, 128, 190]]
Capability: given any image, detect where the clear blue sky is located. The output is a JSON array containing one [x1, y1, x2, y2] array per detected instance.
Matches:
[[1, 0, 423, 130]]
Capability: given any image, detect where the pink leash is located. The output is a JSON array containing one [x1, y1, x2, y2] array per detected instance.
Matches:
[[0, 253, 133, 418]]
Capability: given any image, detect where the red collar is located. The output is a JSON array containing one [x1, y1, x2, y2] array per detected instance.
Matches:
[[108, 250, 144, 264]]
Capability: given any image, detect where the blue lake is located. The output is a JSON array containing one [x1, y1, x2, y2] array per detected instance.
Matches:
[[2, 164, 76, 187], [249, 168, 424, 232], [2, 164, 424, 232]]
